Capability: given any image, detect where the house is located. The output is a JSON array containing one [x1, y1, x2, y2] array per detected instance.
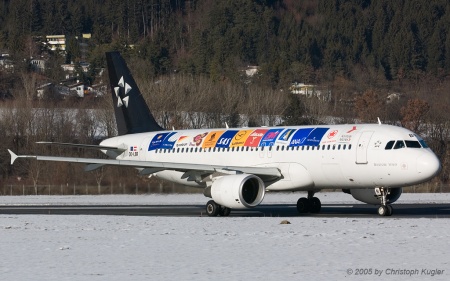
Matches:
[[44, 35, 66, 51], [0, 53, 14, 72], [290, 82, 331, 101], [30, 59, 46, 72]]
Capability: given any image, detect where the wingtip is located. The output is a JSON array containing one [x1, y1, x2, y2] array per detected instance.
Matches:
[[7, 149, 18, 165]]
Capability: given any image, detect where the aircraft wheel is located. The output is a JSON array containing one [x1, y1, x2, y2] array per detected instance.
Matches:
[[377, 205, 388, 216], [309, 197, 322, 213], [206, 200, 220, 217], [219, 206, 231, 217], [297, 197, 310, 213], [386, 205, 393, 216]]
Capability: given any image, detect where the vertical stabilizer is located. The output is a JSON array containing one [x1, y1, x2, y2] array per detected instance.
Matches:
[[106, 51, 163, 135]]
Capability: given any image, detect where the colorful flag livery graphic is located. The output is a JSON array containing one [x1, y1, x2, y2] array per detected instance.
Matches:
[[289, 128, 314, 146], [216, 130, 238, 148], [244, 129, 268, 147], [260, 129, 284, 146], [202, 131, 225, 148]]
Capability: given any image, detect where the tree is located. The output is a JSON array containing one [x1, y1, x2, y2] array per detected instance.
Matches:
[[400, 98, 430, 132], [354, 89, 384, 123]]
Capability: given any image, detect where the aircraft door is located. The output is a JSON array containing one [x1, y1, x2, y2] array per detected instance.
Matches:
[[356, 131, 373, 164]]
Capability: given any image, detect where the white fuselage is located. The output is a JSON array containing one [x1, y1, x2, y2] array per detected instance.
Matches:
[[101, 124, 440, 191]]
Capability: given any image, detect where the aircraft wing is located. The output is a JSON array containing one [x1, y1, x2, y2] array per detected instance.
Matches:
[[36, 141, 127, 152], [7, 150, 282, 178]]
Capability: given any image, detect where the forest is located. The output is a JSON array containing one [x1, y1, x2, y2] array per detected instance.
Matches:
[[0, 0, 448, 193]]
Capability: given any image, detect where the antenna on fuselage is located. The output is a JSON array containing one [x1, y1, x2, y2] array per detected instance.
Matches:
[[225, 122, 229, 129], [377, 117, 382, 125]]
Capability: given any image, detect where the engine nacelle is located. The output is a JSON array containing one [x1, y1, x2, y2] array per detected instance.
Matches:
[[343, 188, 402, 205], [211, 174, 265, 209]]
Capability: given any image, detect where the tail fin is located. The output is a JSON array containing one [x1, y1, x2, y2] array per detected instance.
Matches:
[[106, 51, 164, 135]]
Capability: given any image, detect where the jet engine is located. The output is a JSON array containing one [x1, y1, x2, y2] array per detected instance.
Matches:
[[211, 174, 265, 209], [343, 188, 402, 205]]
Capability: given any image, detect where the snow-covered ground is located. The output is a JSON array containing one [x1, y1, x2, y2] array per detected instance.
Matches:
[[1, 191, 450, 206], [1, 193, 449, 281]]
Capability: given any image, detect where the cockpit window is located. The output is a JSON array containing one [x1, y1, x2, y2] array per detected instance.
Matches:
[[419, 140, 428, 148], [405, 140, 421, 148], [385, 140, 395, 149], [393, 140, 405, 149], [414, 134, 429, 148]]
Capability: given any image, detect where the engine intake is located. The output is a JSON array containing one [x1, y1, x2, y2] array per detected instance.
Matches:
[[211, 174, 265, 209]]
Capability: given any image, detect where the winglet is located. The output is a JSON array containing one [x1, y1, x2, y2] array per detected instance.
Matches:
[[8, 149, 18, 165]]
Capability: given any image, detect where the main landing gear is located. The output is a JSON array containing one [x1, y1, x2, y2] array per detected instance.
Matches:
[[375, 187, 393, 216], [297, 191, 321, 214], [205, 200, 231, 217]]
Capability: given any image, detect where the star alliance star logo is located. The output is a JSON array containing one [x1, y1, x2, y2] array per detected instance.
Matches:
[[114, 76, 132, 108]]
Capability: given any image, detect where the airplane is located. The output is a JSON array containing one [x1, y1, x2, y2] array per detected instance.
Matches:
[[8, 51, 441, 217]]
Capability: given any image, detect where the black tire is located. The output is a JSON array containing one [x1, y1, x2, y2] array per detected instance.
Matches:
[[386, 205, 393, 216], [206, 200, 220, 217], [219, 207, 231, 217], [309, 197, 322, 213], [378, 205, 388, 216], [297, 197, 310, 213]]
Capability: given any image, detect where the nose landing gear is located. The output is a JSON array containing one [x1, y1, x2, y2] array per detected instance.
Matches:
[[375, 187, 393, 216]]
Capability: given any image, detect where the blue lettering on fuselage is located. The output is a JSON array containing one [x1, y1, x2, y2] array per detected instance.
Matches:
[[289, 128, 314, 146], [216, 130, 238, 148]]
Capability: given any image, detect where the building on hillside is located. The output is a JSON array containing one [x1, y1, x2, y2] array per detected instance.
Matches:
[[44, 35, 66, 51], [0, 52, 14, 72], [244, 66, 259, 77], [41, 33, 91, 54], [30, 59, 46, 72], [386, 92, 403, 103], [289, 82, 331, 101]]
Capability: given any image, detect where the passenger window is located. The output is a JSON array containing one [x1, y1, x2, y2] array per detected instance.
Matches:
[[349, 144, 352, 150], [338, 144, 341, 150], [393, 141, 405, 149], [385, 140, 395, 149], [405, 140, 421, 148]]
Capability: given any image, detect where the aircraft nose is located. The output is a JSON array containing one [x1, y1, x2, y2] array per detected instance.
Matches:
[[417, 153, 441, 180]]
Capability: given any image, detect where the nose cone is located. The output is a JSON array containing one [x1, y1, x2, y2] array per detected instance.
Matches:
[[417, 152, 441, 180]]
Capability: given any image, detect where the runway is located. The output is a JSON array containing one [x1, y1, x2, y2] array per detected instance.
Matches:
[[1, 203, 450, 218]]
